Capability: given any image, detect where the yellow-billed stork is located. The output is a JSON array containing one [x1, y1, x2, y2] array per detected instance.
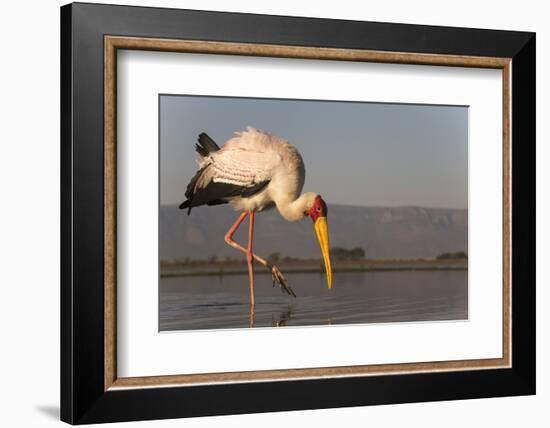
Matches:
[[179, 126, 333, 305]]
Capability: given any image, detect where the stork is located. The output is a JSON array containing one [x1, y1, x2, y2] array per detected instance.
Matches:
[[179, 126, 332, 306]]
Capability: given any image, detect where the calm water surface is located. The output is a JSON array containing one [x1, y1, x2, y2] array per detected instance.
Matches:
[[159, 271, 467, 331]]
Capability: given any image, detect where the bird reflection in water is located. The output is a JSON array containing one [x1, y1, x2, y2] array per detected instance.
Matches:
[[248, 304, 255, 328], [271, 306, 294, 327], [247, 304, 296, 328], [247, 304, 334, 328]]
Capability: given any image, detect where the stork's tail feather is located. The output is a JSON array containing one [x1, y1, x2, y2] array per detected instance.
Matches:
[[178, 199, 192, 214], [195, 132, 220, 157]]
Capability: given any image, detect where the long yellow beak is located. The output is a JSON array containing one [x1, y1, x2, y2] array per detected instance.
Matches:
[[314, 216, 333, 289]]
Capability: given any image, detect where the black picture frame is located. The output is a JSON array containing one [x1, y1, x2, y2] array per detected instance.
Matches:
[[61, 2, 535, 424]]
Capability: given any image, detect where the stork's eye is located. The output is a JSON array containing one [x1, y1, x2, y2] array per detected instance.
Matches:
[[303, 211, 309, 217]]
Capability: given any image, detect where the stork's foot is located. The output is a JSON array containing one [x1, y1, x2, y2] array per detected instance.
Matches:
[[270, 265, 296, 297]]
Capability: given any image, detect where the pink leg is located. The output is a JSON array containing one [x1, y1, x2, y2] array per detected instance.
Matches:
[[223, 211, 256, 305], [224, 211, 296, 298], [224, 211, 273, 268], [247, 211, 255, 306], [224, 211, 248, 242]]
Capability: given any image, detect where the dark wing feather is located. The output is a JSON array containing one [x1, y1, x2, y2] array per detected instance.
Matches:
[[179, 196, 229, 211], [181, 132, 270, 214], [195, 132, 220, 157], [179, 166, 270, 215], [240, 180, 270, 197], [184, 182, 241, 209], [184, 166, 206, 200], [207, 199, 229, 206]]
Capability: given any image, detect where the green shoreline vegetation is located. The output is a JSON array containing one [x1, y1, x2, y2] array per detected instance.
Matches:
[[160, 248, 467, 278]]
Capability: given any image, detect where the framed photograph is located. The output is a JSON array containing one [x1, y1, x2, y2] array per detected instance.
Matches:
[[61, 2, 535, 424]]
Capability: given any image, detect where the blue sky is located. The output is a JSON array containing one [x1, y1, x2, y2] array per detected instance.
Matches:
[[160, 95, 468, 209]]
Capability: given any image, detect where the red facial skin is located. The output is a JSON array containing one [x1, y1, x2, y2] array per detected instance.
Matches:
[[309, 195, 328, 224]]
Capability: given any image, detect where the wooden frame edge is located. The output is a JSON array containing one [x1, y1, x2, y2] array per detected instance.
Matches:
[[110, 357, 508, 390], [104, 37, 117, 390], [106, 35, 511, 68], [103, 35, 512, 391]]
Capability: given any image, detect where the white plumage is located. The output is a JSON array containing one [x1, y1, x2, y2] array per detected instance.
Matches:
[[187, 126, 313, 220]]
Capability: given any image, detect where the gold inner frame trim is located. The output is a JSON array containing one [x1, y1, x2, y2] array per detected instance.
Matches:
[[104, 35, 512, 391]]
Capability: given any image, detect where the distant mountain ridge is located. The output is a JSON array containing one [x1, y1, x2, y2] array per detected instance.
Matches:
[[160, 203, 467, 261]]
